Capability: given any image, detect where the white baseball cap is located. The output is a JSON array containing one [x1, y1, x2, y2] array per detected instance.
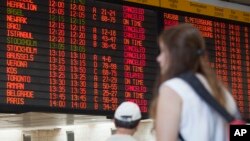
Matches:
[[114, 101, 142, 122]]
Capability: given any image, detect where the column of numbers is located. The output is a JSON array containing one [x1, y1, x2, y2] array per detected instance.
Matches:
[[49, 0, 66, 108], [70, 0, 87, 109], [244, 27, 250, 117], [229, 24, 244, 113], [214, 22, 229, 86], [102, 56, 118, 111]]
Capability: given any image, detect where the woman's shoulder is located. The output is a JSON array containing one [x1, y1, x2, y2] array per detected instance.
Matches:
[[160, 73, 206, 87], [160, 76, 185, 88], [159, 76, 192, 99]]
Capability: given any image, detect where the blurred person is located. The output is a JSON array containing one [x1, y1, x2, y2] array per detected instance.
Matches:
[[106, 101, 142, 141], [150, 24, 241, 141]]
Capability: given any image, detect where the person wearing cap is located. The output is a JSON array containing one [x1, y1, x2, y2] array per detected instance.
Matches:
[[106, 101, 142, 141]]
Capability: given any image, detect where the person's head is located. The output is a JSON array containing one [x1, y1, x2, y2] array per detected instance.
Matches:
[[114, 102, 142, 135], [151, 23, 226, 118], [157, 23, 205, 76]]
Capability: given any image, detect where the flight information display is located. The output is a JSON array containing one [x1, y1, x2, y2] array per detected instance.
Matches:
[[0, 0, 158, 115], [0, 0, 250, 120], [163, 11, 250, 119]]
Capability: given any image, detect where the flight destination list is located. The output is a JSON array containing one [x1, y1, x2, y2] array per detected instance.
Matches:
[[0, 0, 158, 115], [163, 12, 250, 119]]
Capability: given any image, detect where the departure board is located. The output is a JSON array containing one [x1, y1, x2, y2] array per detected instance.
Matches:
[[163, 11, 250, 119], [0, 0, 250, 120], [0, 0, 158, 116]]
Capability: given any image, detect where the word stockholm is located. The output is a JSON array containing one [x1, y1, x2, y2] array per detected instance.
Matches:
[[0, 0, 157, 115]]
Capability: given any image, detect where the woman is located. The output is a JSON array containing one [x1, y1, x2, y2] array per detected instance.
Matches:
[[151, 24, 240, 141]]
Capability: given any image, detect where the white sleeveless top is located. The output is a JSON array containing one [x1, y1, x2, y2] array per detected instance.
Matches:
[[161, 73, 240, 141]]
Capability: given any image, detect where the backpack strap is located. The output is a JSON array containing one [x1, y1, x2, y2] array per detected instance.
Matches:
[[178, 72, 235, 122], [179, 133, 185, 141]]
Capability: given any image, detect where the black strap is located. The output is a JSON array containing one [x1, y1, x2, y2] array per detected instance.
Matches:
[[178, 72, 235, 122], [179, 133, 185, 141], [176, 72, 237, 141]]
